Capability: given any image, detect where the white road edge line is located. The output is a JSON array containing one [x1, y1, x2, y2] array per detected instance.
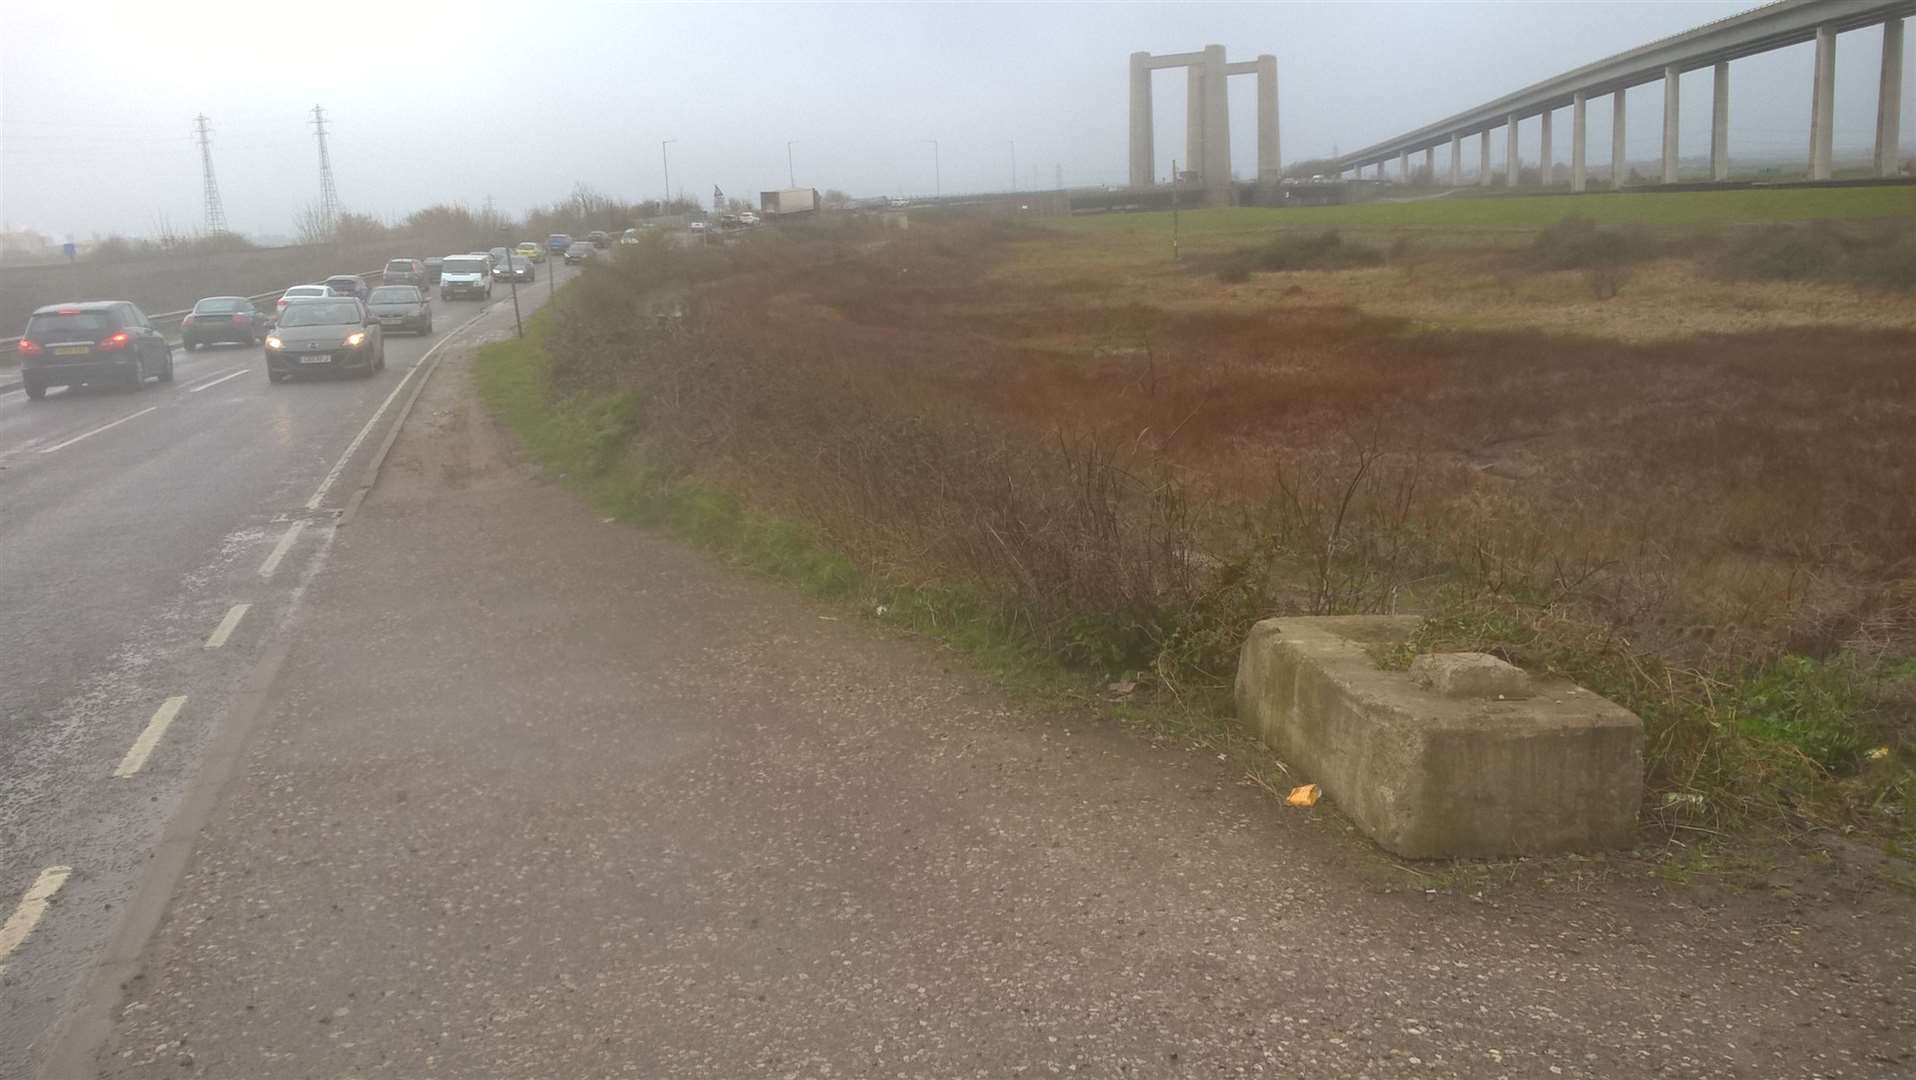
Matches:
[[258, 520, 306, 579], [303, 307, 491, 511], [186, 368, 248, 393], [37, 406, 159, 455], [0, 865, 73, 974], [112, 696, 188, 779], [204, 603, 252, 649]]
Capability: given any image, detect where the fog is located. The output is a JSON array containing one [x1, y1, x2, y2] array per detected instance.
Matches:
[[2, 0, 1909, 240]]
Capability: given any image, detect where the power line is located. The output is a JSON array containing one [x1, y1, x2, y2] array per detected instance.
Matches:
[[194, 114, 228, 234], [311, 104, 339, 226]]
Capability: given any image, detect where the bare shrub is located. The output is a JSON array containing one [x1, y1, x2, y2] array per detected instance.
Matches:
[[1530, 214, 1655, 270], [1586, 263, 1631, 299]]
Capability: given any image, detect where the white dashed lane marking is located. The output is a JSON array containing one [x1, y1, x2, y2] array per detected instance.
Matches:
[[112, 696, 188, 779], [203, 603, 251, 649], [257, 520, 306, 579], [0, 867, 74, 974], [37, 407, 158, 455], [186, 369, 248, 394]]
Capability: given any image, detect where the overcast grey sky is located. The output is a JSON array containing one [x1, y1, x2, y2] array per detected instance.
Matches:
[[1, 1, 1909, 240]]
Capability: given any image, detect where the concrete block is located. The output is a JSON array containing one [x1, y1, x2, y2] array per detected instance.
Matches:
[[1235, 616, 1642, 859], [1409, 651, 1533, 700]]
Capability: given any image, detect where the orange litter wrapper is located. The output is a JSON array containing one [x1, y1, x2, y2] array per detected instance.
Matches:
[[1286, 783, 1321, 807]]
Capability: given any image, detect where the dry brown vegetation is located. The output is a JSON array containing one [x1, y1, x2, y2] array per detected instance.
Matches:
[[514, 216, 1916, 840]]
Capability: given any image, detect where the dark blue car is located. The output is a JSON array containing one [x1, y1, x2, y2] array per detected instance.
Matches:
[[547, 233, 573, 256]]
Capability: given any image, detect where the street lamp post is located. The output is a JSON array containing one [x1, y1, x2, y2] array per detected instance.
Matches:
[[786, 140, 798, 187], [660, 138, 677, 208], [921, 138, 940, 198]]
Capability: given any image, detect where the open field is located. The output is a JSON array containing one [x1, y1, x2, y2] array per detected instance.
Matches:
[[1064, 184, 1916, 241], [483, 199, 1916, 856]]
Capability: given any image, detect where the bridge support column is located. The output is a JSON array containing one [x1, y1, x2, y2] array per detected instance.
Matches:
[[1186, 66, 1205, 186], [1877, 18, 1904, 177], [1572, 91, 1587, 192], [1612, 87, 1628, 188], [1399, 150, 1410, 182], [1712, 62, 1730, 181], [1506, 114, 1520, 187], [1256, 54, 1280, 182], [1129, 52, 1154, 188], [1201, 44, 1232, 204], [1539, 108, 1553, 185], [1810, 23, 1835, 180], [1423, 146, 1434, 185], [1479, 129, 1492, 186], [1662, 65, 1681, 183], [1449, 134, 1462, 185]]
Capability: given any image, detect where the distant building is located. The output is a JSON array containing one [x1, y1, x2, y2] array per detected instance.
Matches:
[[0, 228, 56, 261]]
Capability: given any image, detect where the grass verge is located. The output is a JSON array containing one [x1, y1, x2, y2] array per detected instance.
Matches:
[[473, 307, 1263, 749], [475, 223, 1916, 884]]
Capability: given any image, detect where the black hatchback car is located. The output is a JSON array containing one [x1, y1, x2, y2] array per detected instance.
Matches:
[[14, 301, 174, 399], [182, 296, 263, 349]]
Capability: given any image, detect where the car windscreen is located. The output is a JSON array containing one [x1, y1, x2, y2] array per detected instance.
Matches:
[[284, 287, 327, 298], [279, 301, 361, 327], [384, 261, 416, 274], [369, 287, 419, 303], [26, 311, 114, 338], [441, 258, 486, 275], [324, 278, 361, 291], [193, 298, 250, 314]]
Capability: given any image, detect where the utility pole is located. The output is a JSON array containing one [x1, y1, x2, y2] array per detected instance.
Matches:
[[311, 105, 339, 229], [921, 138, 940, 198], [503, 226, 523, 338], [194, 114, 227, 234], [661, 139, 677, 210], [1170, 158, 1181, 262], [786, 140, 797, 187]]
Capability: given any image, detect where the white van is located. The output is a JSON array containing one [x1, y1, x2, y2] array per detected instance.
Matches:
[[438, 255, 492, 301]]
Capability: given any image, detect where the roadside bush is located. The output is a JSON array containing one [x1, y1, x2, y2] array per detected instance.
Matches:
[[1712, 220, 1916, 291], [1530, 214, 1656, 271], [493, 217, 1916, 844], [1216, 230, 1384, 281]]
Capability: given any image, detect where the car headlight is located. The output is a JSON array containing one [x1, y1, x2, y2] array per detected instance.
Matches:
[[264, 335, 283, 350], [345, 331, 366, 347]]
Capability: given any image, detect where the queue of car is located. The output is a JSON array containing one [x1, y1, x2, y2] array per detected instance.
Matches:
[[13, 234, 584, 399]]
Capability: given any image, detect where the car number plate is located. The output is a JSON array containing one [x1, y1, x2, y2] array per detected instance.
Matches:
[[53, 345, 90, 356], [298, 354, 331, 364]]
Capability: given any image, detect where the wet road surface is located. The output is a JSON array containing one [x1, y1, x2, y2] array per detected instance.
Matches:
[[0, 266, 567, 1080]]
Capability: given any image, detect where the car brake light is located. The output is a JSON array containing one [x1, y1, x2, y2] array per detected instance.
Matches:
[[17, 338, 43, 356], [96, 331, 131, 351], [57, 307, 82, 315], [182, 314, 195, 326], [233, 312, 252, 323]]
